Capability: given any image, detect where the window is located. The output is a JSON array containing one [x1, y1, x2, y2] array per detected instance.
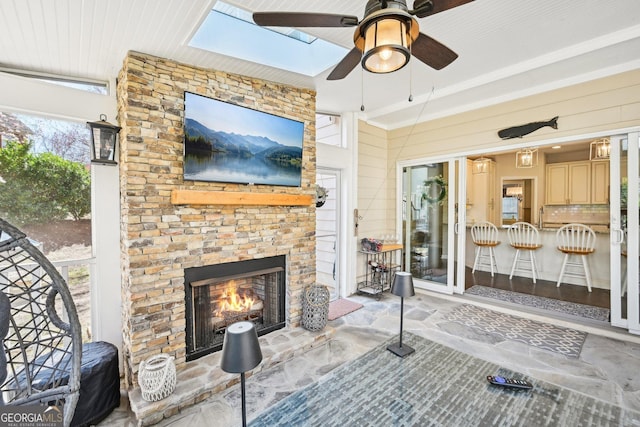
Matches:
[[316, 113, 344, 148], [0, 111, 93, 341]]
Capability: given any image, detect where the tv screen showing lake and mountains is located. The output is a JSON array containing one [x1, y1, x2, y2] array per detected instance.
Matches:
[[183, 92, 304, 187]]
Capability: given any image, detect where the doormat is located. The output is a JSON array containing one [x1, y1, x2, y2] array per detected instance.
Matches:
[[446, 304, 587, 358], [328, 298, 363, 321], [249, 332, 638, 426], [466, 285, 610, 322]]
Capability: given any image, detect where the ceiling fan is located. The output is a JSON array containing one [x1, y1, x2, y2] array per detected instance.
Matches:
[[253, 0, 474, 80]]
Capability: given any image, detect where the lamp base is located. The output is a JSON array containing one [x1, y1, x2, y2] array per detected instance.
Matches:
[[387, 342, 415, 358]]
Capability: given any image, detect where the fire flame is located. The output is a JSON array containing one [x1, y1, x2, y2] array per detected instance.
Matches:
[[217, 283, 254, 314]]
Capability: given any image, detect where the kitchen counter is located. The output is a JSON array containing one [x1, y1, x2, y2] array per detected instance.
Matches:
[[465, 226, 611, 289]]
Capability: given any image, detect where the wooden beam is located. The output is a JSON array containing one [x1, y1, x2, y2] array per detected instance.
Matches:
[[171, 189, 313, 206]]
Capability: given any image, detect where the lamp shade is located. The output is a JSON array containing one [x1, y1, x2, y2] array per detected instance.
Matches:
[[390, 272, 415, 298], [221, 322, 263, 374]]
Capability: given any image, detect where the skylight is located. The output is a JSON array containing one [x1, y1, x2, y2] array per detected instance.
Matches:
[[189, 2, 348, 77]]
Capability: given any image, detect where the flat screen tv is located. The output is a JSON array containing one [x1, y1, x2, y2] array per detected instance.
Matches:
[[183, 92, 305, 187]]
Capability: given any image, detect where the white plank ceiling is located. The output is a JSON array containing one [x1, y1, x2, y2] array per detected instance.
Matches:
[[0, 0, 639, 129]]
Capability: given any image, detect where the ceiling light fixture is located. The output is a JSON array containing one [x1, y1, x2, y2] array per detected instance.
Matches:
[[505, 186, 523, 201], [589, 138, 611, 161], [355, 11, 418, 74], [515, 148, 538, 168], [472, 156, 491, 174]]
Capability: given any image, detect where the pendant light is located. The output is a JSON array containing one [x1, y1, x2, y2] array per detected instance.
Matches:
[[472, 156, 491, 174], [515, 148, 538, 168], [589, 138, 611, 161]]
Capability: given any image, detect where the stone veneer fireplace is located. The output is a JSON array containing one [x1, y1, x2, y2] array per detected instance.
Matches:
[[116, 51, 317, 386], [184, 256, 286, 361]]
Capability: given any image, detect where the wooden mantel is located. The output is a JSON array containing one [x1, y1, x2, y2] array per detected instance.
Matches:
[[171, 189, 313, 206]]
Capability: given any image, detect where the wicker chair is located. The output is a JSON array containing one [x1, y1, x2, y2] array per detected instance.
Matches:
[[0, 218, 82, 426]]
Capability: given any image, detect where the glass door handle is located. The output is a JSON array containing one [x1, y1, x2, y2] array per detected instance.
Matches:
[[612, 228, 625, 244]]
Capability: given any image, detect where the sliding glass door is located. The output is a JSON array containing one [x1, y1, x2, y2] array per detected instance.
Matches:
[[400, 159, 458, 294], [610, 132, 640, 334]]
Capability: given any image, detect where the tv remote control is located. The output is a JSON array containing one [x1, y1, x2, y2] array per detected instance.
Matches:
[[487, 375, 533, 390]]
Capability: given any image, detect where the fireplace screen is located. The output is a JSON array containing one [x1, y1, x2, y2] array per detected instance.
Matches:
[[185, 256, 286, 361]]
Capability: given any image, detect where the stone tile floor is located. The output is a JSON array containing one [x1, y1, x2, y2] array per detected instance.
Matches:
[[99, 291, 640, 426]]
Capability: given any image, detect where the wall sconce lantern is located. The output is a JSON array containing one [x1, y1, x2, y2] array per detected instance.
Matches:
[[515, 148, 538, 168], [589, 138, 611, 161], [87, 114, 121, 165], [472, 157, 491, 174]]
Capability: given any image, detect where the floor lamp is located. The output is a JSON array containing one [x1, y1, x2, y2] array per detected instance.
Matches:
[[387, 272, 415, 357], [221, 321, 263, 427]]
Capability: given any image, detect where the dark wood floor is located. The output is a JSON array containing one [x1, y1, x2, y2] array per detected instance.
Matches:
[[465, 267, 611, 309]]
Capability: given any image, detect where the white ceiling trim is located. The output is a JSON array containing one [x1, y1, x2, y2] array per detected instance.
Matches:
[[364, 24, 640, 127], [367, 57, 640, 131]]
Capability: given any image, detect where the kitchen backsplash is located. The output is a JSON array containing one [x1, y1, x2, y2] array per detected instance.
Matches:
[[542, 204, 609, 225]]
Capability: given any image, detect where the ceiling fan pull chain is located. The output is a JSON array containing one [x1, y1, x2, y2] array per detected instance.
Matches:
[[408, 19, 414, 102], [361, 51, 365, 111]]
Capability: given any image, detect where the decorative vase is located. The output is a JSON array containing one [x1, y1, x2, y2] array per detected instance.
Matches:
[[138, 353, 176, 402], [302, 284, 330, 331]]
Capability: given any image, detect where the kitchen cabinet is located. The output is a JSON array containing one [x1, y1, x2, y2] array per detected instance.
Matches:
[[466, 159, 474, 205], [591, 161, 610, 205], [545, 161, 595, 205], [468, 159, 497, 224]]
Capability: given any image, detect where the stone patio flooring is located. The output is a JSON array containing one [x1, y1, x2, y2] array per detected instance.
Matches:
[[99, 290, 640, 426]]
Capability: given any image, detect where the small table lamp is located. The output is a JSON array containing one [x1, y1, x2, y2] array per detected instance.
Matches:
[[221, 321, 263, 427], [387, 272, 415, 357]]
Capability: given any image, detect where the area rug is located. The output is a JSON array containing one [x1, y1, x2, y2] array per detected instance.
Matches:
[[249, 333, 638, 426], [466, 285, 610, 322], [328, 298, 363, 321], [446, 304, 586, 358]]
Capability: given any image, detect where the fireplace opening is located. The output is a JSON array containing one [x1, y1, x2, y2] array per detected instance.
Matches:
[[185, 256, 286, 361]]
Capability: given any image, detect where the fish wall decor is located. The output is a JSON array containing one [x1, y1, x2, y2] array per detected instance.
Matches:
[[498, 116, 559, 139]]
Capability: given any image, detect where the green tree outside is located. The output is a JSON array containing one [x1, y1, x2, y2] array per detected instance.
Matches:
[[0, 141, 91, 225]]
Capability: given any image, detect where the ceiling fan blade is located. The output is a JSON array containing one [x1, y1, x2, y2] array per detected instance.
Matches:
[[327, 48, 361, 80], [411, 33, 458, 70], [253, 12, 359, 28], [412, 0, 474, 18]]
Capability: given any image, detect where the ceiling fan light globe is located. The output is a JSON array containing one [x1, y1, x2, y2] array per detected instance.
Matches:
[[363, 46, 409, 73], [362, 16, 410, 73]]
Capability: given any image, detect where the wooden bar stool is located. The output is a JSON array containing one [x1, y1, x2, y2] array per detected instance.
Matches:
[[507, 222, 542, 283], [556, 223, 596, 292], [471, 221, 500, 276]]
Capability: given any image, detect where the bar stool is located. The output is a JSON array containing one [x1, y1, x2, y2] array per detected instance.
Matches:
[[471, 221, 500, 276], [556, 223, 596, 292], [507, 222, 542, 283]]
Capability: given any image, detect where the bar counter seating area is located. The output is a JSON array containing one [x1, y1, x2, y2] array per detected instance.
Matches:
[[463, 139, 616, 309]]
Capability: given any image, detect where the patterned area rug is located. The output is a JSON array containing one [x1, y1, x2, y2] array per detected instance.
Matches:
[[328, 298, 363, 321], [446, 304, 586, 358], [466, 285, 610, 322], [250, 333, 638, 426]]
